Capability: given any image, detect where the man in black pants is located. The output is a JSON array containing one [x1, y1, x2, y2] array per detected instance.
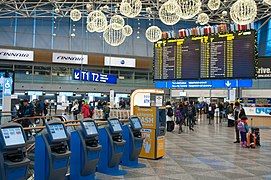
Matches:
[[233, 102, 246, 143]]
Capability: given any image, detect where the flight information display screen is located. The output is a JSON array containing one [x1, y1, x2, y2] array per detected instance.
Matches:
[[154, 31, 256, 80], [130, 117, 142, 129], [109, 119, 122, 133], [1, 127, 25, 146], [48, 124, 67, 140], [83, 121, 98, 136]]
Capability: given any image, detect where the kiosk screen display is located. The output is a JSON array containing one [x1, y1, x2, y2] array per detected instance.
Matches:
[[110, 119, 122, 132], [1, 127, 25, 146], [131, 117, 142, 129], [83, 121, 98, 136], [48, 124, 67, 140]]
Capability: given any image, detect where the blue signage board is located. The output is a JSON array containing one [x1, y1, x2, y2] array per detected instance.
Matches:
[[73, 69, 117, 84], [155, 79, 252, 89]]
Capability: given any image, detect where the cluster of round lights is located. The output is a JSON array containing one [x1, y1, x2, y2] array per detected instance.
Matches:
[[159, 0, 181, 25], [120, 0, 142, 18], [86, 10, 108, 32]]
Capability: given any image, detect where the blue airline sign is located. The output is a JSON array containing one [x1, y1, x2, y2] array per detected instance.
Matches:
[[155, 79, 252, 89], [73, 69, 117, 84]]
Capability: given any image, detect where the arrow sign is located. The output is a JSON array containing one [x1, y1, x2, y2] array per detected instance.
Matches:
[[73, 70, 81, 80], [225, 80, 231, 87]]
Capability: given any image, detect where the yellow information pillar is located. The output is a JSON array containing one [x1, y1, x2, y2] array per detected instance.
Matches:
[[134, 106, 166, 159]]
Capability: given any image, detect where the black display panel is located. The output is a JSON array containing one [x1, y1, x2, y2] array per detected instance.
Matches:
[[154, 31, 256, 80]]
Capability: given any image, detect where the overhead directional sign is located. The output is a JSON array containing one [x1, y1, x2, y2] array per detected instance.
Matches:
[[73, 69, 117, 84], [155, 79, 252, 89]]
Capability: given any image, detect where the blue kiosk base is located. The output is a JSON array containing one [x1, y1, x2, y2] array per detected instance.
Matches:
[[97, 128, 127, 176], [121, 161, 146, 168]]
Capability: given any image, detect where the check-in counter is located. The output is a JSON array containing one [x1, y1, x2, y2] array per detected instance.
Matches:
[[243, 107, 271, 128]]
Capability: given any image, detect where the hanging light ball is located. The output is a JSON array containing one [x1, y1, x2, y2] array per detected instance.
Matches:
[[176, 0, 202, 20], [263, 0, 271, 5], [86, 22, 96, 32], [123, 25, 133, 36], [159, 0, 181, 25], [207, 0, 221, 11], [145, 26, 162, 43], [230, 0, 257, 25], [70, 9, 81, 21], [197, 13, 209, 25], [110, 15, 125, 30], [87, 10, 108, 32], [222, 10, 227, 17], [103, 23, 126, 46], [120, 0, 142, 18]]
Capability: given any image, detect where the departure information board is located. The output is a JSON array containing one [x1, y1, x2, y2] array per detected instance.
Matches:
[[154, 31, 255, 80]]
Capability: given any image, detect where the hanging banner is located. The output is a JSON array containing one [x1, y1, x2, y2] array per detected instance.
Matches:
[[53, 52, 88, 64], [0, 48, 34, 61], [155, 96, 163, 107], [104, 56, 136, 68]]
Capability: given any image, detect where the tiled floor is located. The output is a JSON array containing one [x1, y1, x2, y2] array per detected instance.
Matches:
[[96, 116, 271, 180]]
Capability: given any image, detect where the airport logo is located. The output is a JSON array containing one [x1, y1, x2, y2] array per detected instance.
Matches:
[[104, 56, 136, 68], [53, 53, 88, 65], [0, 48, 34, 61]]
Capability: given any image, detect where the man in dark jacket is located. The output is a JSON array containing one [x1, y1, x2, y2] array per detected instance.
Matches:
[[233, 101, 246, 143], [187, 101, 196, 131]]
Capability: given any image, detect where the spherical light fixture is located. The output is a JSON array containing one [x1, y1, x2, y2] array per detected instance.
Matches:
[[103, 23, 126, 46], [222, 10, 227, 17], [70, 9, 82, 21], [120, 0, 142, 18], [110, 15, 125, 30], [230, 0, 257, 25], [145, 26, 162, 43], [207, 0, 221, 11], [197, 13, 209, 25], [159, 0, 181, 25], [87, 10, 108, 32], [123, 25, 133, 36], [176, 0, 202, 19], [263, 0, 271, 5]]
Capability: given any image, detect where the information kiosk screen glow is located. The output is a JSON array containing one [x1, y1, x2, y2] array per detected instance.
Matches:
[[110, 119, 122, 132], [131, 117, 142, 129], [1, 127, 25, 146], [48, 124, 67, 140], [83, 121, 98, 136]]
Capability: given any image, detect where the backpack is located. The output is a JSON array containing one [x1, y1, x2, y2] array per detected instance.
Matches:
[[187, 105, 194, 117], [167, 108, 173, 117], [237, 121, 245, 132]]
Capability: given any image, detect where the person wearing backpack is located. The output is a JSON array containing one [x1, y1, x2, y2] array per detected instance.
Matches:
[[233, 101, 246, 143], [166, 105, 174, 132], [186, 101, 196, 131]]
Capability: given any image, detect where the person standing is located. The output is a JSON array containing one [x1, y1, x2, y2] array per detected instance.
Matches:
[[187, 101, 196, 131], [103, 102, 111, 120], [81, 100, 91, 119], [233, 101, 246, 143], [71, 100, 79, 120], [175, 103, 185, 134], [166, 104, 174, 132]]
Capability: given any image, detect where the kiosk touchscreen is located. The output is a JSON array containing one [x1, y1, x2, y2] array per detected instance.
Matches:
[[82, 121, 99, 137], [130, 117, 142, 130], [1, 127, 25, 147], [46, 123, 68, 142], [108, 119, 122, 133]]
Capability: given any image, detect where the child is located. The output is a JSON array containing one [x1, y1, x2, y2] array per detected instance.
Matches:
[[237, 116, 249, 147]]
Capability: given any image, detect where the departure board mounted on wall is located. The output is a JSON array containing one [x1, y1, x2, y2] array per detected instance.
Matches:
[[153, 31, 256, 80]]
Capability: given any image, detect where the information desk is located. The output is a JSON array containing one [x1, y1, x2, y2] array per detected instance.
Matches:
[[243, 107, 271, 128], [0, 123, 30, 180]]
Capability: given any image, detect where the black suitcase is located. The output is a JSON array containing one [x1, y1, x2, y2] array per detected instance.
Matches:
[[167, 121, 175, 132], [251, 127, 261, 146]]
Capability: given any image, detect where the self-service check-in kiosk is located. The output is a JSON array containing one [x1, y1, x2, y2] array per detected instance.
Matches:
[[70, 119, 101, 180], [97, 118, 127, 176], [134, 106, 166, 159], [34, 120, 71, 180], [121, 116, 145, 168], [0, 123, 30, 180]]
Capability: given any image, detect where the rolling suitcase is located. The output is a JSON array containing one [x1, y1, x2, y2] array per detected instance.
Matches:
[[251, 127, 261, 146], [247, 132, 256, 148], [167, 121, 175, 132]]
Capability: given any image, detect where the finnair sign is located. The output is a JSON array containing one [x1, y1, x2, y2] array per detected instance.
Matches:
[[52, 52, 88, 65], [0, 49, 34, 61]]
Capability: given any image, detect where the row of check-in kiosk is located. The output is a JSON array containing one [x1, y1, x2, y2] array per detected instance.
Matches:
[[0, 116, 146, 180]]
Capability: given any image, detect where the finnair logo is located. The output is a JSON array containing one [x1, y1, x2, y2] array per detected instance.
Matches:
[[56, 56, 84, 61], [53, 53, 88, 64], [0, 49, 34, 61], [0, 52, 30, 58]]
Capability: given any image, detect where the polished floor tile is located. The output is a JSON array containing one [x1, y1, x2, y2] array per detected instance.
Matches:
[[96, 117, 271, 179]]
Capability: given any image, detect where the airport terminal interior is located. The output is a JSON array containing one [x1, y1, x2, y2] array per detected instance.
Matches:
[[0, 0, 271, 179]]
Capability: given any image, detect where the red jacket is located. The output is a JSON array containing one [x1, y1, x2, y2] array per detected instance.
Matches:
[[81, 104, 90, 118]]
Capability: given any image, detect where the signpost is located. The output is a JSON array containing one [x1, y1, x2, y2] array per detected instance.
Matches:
[[73, 69, 117, 84]]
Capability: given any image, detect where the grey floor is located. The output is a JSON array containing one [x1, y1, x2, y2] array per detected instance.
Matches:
[[97, 116, 271, 180]]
